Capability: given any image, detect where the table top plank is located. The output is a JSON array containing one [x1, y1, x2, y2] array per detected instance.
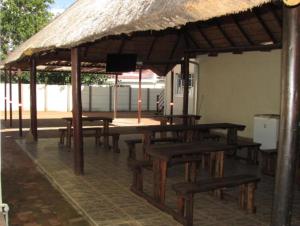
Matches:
[[146, 142, 236, 161], [62, 116, 113, 122], [136, 123, 245, 133]]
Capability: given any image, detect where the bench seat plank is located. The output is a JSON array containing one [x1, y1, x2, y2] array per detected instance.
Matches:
[[173, 174, 260, 194]]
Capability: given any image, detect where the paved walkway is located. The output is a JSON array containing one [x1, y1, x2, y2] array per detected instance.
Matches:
[[15, 136, 300, 226]]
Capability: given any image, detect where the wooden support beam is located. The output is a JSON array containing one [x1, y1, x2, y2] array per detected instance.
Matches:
[[170, 70, 174, 124], [271, 4, 300, 226], [269, 4, 283, 27], [18, 69, 23, 137], [29, 57, 38, 141], [182, 55, 189, 119], [184, 29, 200, 49], [137, 68, 142, 124], [253, 9, 277, 43], [216, 20, 236, 47], [185, 43, 281, 55], [114, 74, 118, 119], [196, 25, 214, 48], [231, 15, 254, 45], [9, 67, 12, 127], [4, 69, 7, 121], [71, 47, 84, 175], [147, 36, 158, 60], [164, 31, 182, 75]]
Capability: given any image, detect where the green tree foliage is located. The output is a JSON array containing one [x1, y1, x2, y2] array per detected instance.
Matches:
[[0, 0, 54, 59], [0, 0, 108, 85]]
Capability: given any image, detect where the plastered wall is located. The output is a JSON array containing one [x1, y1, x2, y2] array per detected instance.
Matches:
[[197, 50, 281, 138]]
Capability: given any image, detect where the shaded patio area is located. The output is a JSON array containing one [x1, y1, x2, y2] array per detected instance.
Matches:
[[15, 132, 300, 226]]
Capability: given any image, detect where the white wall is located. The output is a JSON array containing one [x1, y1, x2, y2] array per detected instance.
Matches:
[[0, 84, 162, 112], [197, 50, 281, 138]]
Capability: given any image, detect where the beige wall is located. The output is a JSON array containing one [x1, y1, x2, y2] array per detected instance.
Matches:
[[197, 50, 281, 138]]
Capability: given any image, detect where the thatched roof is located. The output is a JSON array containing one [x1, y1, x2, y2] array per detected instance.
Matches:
[[4, 0, 271, 68]]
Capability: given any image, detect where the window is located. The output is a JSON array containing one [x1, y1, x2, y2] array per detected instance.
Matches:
[[175, 73, 194, 97]]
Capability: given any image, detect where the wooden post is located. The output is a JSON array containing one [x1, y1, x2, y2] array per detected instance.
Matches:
[[128, 86, 132, 111], [114, 74, 118, 119], [109, 86, 112, 112], [182, 55, 189, 124], [88, 85, 92, 112], [147, 88, 150, 111], [18, 69, 23, 137], [9, 67, 12, 127], [156, 95, 159, 112], [71, 47, 84, 175], [138, 68, 142, 124], [29, 58, 38, 141], [271, 4, 300, 226], [170, 70, 174, 124], [4, 69, 7, 121]]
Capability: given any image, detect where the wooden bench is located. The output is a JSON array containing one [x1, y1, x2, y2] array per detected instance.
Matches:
[[259, 149, 277, 176], [59, 127, 102, 147], [236, 140, 261, 164], [99, 132, 120, 153], [129, 159, 152, 192], [172, 175, 260, 226], [124, 137, 181, 160]]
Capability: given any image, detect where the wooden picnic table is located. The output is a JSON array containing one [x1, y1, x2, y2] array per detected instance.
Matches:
[[146, 142, 236, 204], [62, 116, 113, 149], [154, 114, 201, 126], [136, 123, 245, 157]]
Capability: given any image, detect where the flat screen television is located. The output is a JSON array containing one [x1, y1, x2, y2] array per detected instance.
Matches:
[[106, 54, 137, 72]]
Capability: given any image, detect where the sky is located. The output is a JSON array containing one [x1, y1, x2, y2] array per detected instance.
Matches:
[[50, 0, 75, 15]]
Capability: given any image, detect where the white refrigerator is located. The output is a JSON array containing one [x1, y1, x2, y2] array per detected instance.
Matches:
[[253, 114, 280, 150]]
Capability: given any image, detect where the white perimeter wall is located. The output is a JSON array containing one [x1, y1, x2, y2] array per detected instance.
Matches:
[[196, 50, 281, 138], [0, 84, 162, 112]]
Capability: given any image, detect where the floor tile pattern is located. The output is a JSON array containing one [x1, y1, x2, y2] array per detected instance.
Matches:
[[17, 135, 300, 226]]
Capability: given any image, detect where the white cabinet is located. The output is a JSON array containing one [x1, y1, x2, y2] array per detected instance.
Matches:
[[253, 114, 280, 150]]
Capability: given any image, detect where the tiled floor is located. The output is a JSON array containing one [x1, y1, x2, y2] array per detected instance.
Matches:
[[16, 135, 300, 226]]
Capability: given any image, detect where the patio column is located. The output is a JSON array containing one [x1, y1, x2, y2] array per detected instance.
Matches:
[[4, 69, 7, 121], [114, 74, 118, 119], [137, 68, 142, 124], [18, 69, 23, 137], [9, 67, 12, 127], [182, 55, 189, 123], [29, 57, 38, 141], [71, 47, 84, 175], [170, 70, 174, 124], [271, 3, 300, 226]]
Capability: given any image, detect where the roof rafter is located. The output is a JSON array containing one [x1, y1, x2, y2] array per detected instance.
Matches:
[[183, 28, 200, 49], [253, 8, 277, 43], [231, 15, 254, 45], [164, 31, 182, 75], [146, 36, 158, 60], [215, 20, 236, 46], [268, 4, 282, 27], [196, 25, 214, 48]]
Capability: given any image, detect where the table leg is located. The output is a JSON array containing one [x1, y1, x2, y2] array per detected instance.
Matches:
[[185, 162, 197, 182], [227, 128, 238, 144], [160, 120, 167, 138], [214, 151, 225, 199], [143, 133, 151, 160], [103, 120, 109, 150], [67, 121, 72, 148], [153, 159, 167, 204]]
